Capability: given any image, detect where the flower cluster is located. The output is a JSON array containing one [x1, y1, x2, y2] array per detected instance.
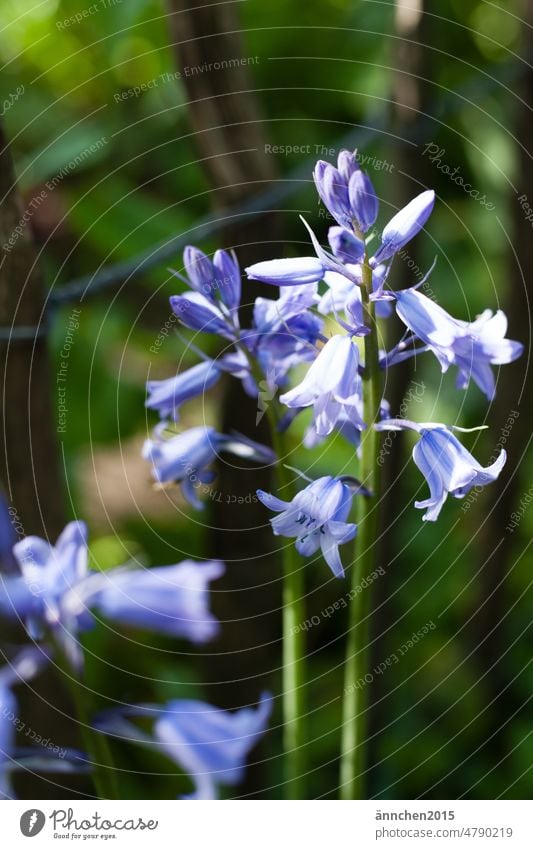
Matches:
[[150, 149, 522, 579]]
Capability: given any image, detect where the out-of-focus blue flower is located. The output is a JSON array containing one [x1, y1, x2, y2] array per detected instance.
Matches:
[[0, 521, 91, 660], [146, 360, 221, 421], [0, 492, 17, 572], [348, 170, 379, 233], [81, 559, 224, 643], [0, 648, 87, 799], [280, 335, 365, 438], [394, 288, 523, 400], [95, 692, 272, 800], [257, 476, 356, 577], [143, 425, 275, 509], [0, 522, 225, 665], [372, 190, 435, 263], [0, 648, 42, 799], [375, 419, 507, 521]]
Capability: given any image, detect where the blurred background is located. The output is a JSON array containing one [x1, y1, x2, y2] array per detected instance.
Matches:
[[0, 0, 531, 799]]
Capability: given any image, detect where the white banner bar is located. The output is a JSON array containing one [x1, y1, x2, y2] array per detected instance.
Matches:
[[1, 799, 531, 847]]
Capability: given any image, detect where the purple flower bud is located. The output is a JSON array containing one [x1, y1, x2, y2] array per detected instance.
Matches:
[[213, 249, 241, 311], [348, 170, 379, 233], [183, 246, 216, 297], [327, 226, 365, 264], [337, 149, 360, 182], [373, 190, 435, 262], [313, 162, 351, 225], [246, 256, 325, 286]]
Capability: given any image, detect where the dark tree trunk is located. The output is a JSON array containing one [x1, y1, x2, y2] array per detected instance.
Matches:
[[0, 119, 89, 798], [0, 122, 65, 539], [164, 3, 283, 796]]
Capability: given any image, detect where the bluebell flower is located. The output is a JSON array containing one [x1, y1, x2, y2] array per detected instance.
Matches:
[[146, 360, 221, 421], [393, 288, 523, 400], [372, 190, 435, 263], [0, 522, 225, 665], [95, 692, 272, 800], [143, 425, 275, 509], [257, 476, 357, 577], [142, 425, 221, 507], [279, 335, 365, 438], [375, 419, 507, 521], [0, 521, 92, 662]]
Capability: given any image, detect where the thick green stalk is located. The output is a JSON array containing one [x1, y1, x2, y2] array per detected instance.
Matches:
[[265, 406, 306, 800], [340, 255, 381, 800], [238, 342, 307, 799], [52, 638, 119, 799]]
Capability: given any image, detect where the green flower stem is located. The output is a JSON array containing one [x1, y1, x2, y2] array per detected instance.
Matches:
[[265, 405, 306, 800], [52, 638, 119, 799], [340, 253, 381, 800], [236, 343, 307, 799]]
